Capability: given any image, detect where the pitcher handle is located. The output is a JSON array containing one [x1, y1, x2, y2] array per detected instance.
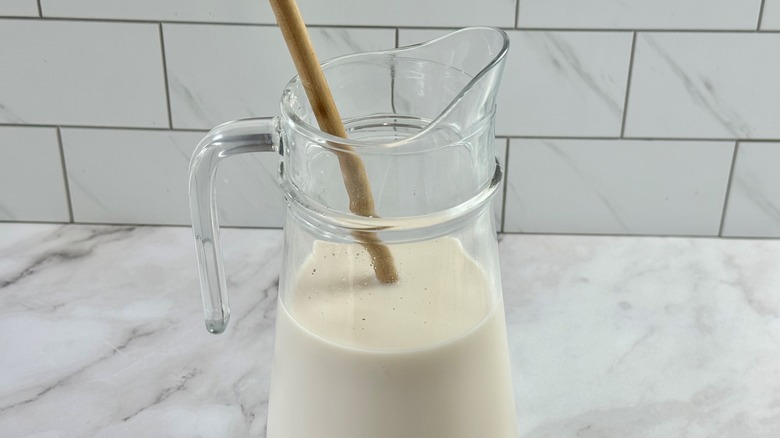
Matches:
[[188, 117, 281, 334]]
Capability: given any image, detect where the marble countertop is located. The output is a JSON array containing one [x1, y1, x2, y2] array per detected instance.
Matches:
[[1, 223, 778, 437]]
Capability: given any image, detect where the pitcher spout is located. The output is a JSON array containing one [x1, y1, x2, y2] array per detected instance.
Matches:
[[392, 27, 510, 139], [277, 27, 511, 234], [281, 27, 509, 151]]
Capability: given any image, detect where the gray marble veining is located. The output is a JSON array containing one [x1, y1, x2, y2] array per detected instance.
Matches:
[[540, 140, 630, 233], [495, 31, 633, 137], [168, 78, 215, 130], [640, 35, 751, 138], [516, 0, 762, 30], [625, 33, 780, 139], [537, 34, 624, 118], [60, 128, 286, 227], [1, 224, 281, 436], [164, 25, 395, 130], [0, 103, 25, 124], [504, 139, 734, 235], [1, 224, 779, 437]]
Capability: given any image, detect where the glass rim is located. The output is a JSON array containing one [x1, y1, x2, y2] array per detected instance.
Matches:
[[281, 158, 503, 234], [278, 26, 509, 152]]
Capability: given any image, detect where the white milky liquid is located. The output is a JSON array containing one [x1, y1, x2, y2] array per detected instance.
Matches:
[[267, 237, 518, 438]]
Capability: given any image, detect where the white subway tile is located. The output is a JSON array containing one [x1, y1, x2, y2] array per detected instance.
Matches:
[[164, 25, 395, 130], [400, 29, 633, 137], [0, 20, 168, 128], [274, 0, 515, 27], [504, 139, 734, 235], [215, 145, 284, 228], [397, 28, 451, 46], [517, 0, 762, 30], [762, 0, 780, 30], [0, 127, 69, 222], [625, 33, 780, 139], [722, 142, 780, 237], [61, 129, 284, 227], [0, 0, 39, 16], [40, 0, 266, 23], [41, 0, 514, 27], [498, 31, 632, 137]]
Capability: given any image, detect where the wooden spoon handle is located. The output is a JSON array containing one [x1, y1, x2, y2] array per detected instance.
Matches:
[[269, 0, 398, 283]]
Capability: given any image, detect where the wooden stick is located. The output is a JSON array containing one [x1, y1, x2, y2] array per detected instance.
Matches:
[[269, 0, 398, 283]]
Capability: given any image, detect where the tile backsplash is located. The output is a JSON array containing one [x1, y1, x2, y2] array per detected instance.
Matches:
[[516, 0, 763, 30], [0, 0, 38, 17], [0, 127, 69, 222], [504, 139, 734, 235], [0, 20, 168, 127], [765, 1, 780, 29], [164, 25, 394, 129], [625, 33, 780, 139], [1, 1, 779, 237]]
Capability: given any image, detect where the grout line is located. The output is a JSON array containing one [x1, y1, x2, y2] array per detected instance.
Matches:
[[718, 141, 740, 236], [3, 219, 778, 240], [514, 0, 521, 28], [55, 128, 75, 223], [0, 219, 71, 226], [500, 138, 510, 233], [0, 219, 284, 230], [493, 27, 775, 33], [36, 0, 42, 17], [394, 27, 399, 48], [4, 123, 779, 143], [500, 135, 780, 142], [158, 23, 174, 129], [0, 122, 208, 133], [758, 0, 767, 30], [620, 32, 638, 138], [498, 230, 780, 240], [496, 135, 773, 141], [1, 16, 779, 33], [0, 16, 392, 29]]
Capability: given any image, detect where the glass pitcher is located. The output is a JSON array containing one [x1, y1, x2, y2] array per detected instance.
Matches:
[[189, 27, 517, 438]]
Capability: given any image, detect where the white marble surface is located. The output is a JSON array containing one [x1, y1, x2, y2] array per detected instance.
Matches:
[[164, 25, 394, 130], [61, 128, 284, 227], [40, 0, 514, 27], [504, 139, 735, 235], [0, 127, 69, 222], [0, 0, 38, 17], [0, 20, 168, 128], [516, 0, 762, 30], [625, 33, 780, 139], [722, 142, 780, 238], [399, 30, 633, 138], [1, 223, 779, 437]]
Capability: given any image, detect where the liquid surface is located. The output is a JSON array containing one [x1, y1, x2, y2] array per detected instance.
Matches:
[[288, 237, 493, 350], [267, 237, 518, 438]]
